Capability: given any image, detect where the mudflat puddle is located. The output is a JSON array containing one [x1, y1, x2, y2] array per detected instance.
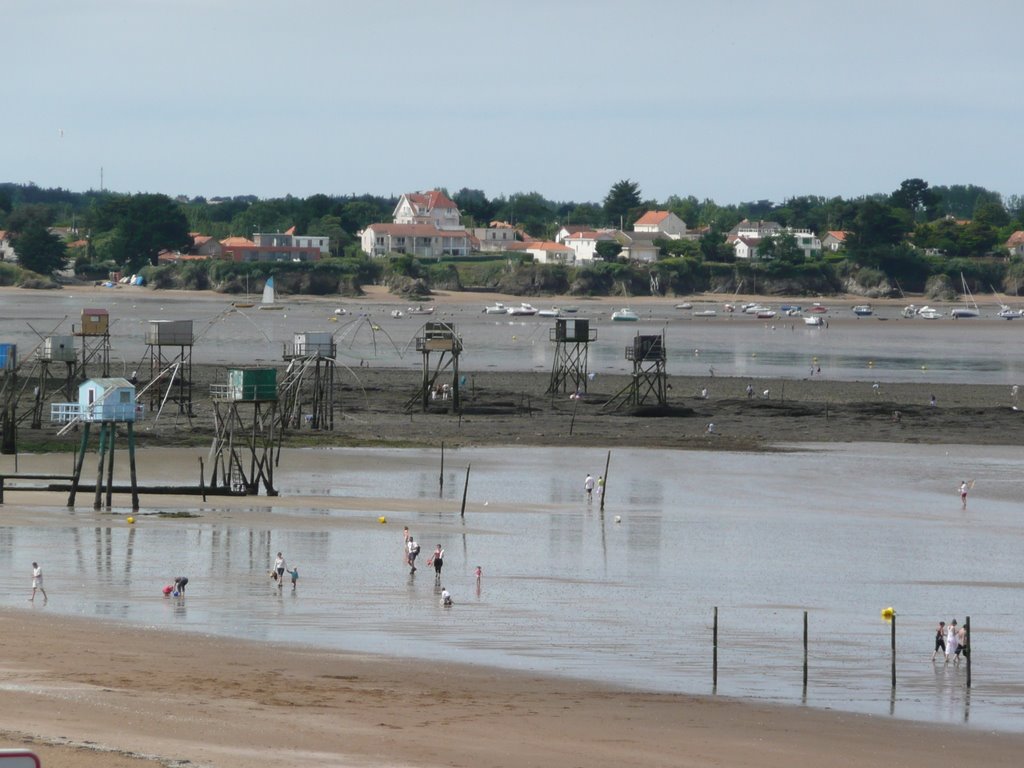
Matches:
[[1, 443, 1021, 731]]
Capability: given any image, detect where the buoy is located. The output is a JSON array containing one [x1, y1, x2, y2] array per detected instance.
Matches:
[[127, 516, 135, 524], [378, 515, 387, 524], [614, 515, 622, 523], [868, 361, 874, 367], [881, 606, 895, 619], [483, 501, 489, 506]]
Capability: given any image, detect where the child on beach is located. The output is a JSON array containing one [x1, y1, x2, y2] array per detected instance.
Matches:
[[288, 567, 299, 589], [30, 562, 47, 603]]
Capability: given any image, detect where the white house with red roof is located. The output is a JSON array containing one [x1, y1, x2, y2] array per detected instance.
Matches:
[[393, 190, 462, 230], [360, 223, 471, 258], [1005, 231, 1024, 257], [633, 210, 687, 238], [559, 228, 619, 264], [526, 241, 575, 265], [821, 231, 848, 251]]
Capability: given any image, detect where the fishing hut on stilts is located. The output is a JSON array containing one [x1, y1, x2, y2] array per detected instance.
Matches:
[[410, 321, 462, 411], [279, 332, 337, 430], [28, 335, 78, 429], [604, 332, 668, 410], [547, 318, 596, 395], [143, 320, 194, 419], [53, 377, 142, 510], [75, 308, 111, 379], [209, 368, 279, 496]]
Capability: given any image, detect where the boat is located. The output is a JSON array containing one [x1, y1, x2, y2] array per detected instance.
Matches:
[[231, 301, 254, 309], [917, 306, 942, 319], [950, 274, 980, 318], [390, 309, 405, 319], [675, 302, 693, 310], [997, 305, 1024, 319], [483, 302, 508, 314], [507, 303, 538, 316], [693, 309, 717, 318], [852, 304, 873, 316], [744, 303, 771, 314], [611, 308, 639, 322], [407, 305, 435, 315], [258, 277, 284, 310], [804, 315, 824, 327], [333, 307, 348, 316], [560, 306, 579, 314], [900, 304, 918, 318], [537, 307, 560, 318], [755, 309, 777, 319], [809, 303, 828, 314]]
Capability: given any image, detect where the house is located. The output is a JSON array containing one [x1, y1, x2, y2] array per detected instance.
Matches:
[[360, 223, 472, 259], [822, 231, 848, 252], [615, 231, 662, 263], [219, 235, 320, 263], [469, 222, 523, 252], [191, 233, 223, 257], [0, 230, 15, 261], [560, 229, 619, 264], [733, 236, 762, 260], [526, 241, 575, 265], [1005, 231, 1024, 257], [633, 211, 687, 239], [254, 227, 330, 255], [730, 219, 783, 238], [392, 190, 462, 230]]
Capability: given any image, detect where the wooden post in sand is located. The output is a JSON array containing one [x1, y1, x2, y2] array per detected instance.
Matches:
[[713, 606, 719, 689], [199, 456, 206, 502], [599, 450, 611, 512], [439, 442, 445, 498], [890, 612, 897, 689], [803, 610, 808, 690], [460, 463, 471, 518]]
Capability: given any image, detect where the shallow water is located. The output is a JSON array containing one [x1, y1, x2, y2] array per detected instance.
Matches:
[[1, 443, 1022, 731], [3, 290, 1024, 383]]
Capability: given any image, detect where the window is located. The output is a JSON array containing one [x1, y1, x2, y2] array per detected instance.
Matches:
[[119, 390, 131, 403]]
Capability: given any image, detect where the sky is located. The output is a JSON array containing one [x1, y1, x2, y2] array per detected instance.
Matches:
[[7, 0, 1023, 206]]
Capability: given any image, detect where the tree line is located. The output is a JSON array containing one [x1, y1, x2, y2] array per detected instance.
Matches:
[[1, 178, 1022, 296]]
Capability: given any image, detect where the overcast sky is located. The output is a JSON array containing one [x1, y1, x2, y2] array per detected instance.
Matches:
[[7, 0, 1022, 205]]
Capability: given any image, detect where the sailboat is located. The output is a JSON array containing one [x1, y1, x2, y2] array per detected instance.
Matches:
[[258, 276, 284, 310], [232, 275, 254, 308], [950, 273, 979, 318]]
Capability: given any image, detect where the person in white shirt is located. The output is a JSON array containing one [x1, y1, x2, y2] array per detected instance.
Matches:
[[441, 587, 452, 606], [273, 552, 287, 587], [407, 538, 420, 573], [584, 474, 595, 500], [30, 562, 47, 603]]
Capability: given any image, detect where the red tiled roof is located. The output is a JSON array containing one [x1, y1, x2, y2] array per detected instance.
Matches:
[[406, 190, 459, 211], [529, 241, 573, 252], [285, 226, 296, 235], [1006, 231, 1024, 247], [220, 236, 256, 247], [826, 230, 848, 241], [634, 211, 670, 226], [192, 235, 213, 246]]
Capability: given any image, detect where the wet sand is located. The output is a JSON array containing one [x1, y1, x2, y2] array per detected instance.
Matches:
[[3, 609, 1024, 768]]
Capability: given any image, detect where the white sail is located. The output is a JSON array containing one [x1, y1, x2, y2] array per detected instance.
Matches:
[[262, 277, 275, 305]]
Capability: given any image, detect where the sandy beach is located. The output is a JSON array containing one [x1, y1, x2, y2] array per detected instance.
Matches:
[[3, 284, 1024, 766], [3, 610, 1024, 768]]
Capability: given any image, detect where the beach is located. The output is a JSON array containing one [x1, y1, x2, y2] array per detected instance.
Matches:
[[3, 284, 1024, 766]]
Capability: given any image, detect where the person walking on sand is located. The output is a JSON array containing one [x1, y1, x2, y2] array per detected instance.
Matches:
[[945, 619, 959, 664], [955, 623, 968, 665], [403, 526, 411, 564], [273, 552, 287, 587], [428, 544, 445, 581], [288, 567, 299, 590], [931, 620, 946, 661], [407, 537, 420, 573], [30, 562, 47, 603], [959, 480, 969, 509], [584, 473, 595, 501], [596, 475, 604, 498]]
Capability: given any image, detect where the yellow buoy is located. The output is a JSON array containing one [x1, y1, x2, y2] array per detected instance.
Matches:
[[881, 606, 895, 619], [378, 516, 387, 524], [126, 516, 135, 524]]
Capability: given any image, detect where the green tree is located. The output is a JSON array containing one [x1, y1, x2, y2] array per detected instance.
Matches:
[[306, 215, 349, 257], [759, 232, 803, 264], [890, 178, 940, 222], [90, 193, 191, 271], [595, 240, 623, 261], [11, 222, 68, 275], [848, 200, 906, 252], [603, 180, 642, 227]]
